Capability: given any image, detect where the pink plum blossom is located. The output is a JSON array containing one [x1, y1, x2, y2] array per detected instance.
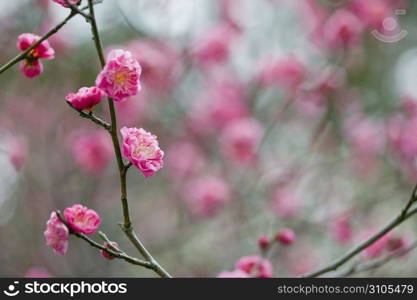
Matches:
[[64, 204, 101, 235], [345, 116, 385, 175], [330, 212, 353, 245], [44, 212, 69, 255], [191, 23, 235, 67], [120, 127, 164, 177], [17, 33, 55, 59], [349, 0, 394, 30], [8, 136, 28, 171], [217, 269, 250, 278], [51, 0, 80, 8], [166, 141, 205, 179], [258, 235, 270, 250], [19, 59, 44, 78], [101, 241, 120, 260], [189, 79, 249, 133], [270, 184, 300, 219], [17, 33, 55, 78], [221, 118, 263, 164], [185, 176, 231, 218], [70, 131, 113, 175], [235, 255, 273, 278], [321, 9, 364, 50], [276, 228, 296, 245], [257, 55, 306, 92], [96, 49, 142, 102], [361, 230, 393, 259], [66, 86, 105, 111]]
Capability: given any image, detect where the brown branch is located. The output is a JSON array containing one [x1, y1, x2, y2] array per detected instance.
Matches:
[[302, 184, 417, 278], [55, 210, 152, 268], [336, 240, 417, 277], [86, 0, 172, 278], [0, 1, 101, 75], [67, 102, 111, 130]]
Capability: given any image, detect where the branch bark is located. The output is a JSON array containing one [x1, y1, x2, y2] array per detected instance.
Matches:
[[302, 184, 417, 278], [86, 0, 171, 278]]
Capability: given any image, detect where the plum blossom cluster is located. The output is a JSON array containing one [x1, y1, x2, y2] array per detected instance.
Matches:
[[218, 229, 296, 278], [44, 205, 101, 255], [66, 49, 142, 112], [64, 49, 165, 178], [17, 33, 55, 78]]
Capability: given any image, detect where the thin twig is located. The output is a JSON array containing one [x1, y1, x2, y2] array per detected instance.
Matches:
[[336, 240, 417, 277], [67, 102, 111, 130], [64, 0, 91, 20], [0, 2, 100, 75], [55, 211, 152, 268], [302, 185, 417, 278]]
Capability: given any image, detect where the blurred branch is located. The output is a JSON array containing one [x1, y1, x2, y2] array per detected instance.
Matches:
[[56, 211, 152, 268], [67, 102, 111, 130], [335, 240, 417, 277], [0, 2, 100, 75], [64, 0, 91, 20], [303, 184, 417, 278], [85, 0, 172, 278]]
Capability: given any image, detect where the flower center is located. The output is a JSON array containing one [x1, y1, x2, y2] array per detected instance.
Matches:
[[133, 143, 155, 159], [28, 49, 39, 59], [114, 71, 127, 85]]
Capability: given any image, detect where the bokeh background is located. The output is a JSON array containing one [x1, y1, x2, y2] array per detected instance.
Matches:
[[1, 0, 417, 277]]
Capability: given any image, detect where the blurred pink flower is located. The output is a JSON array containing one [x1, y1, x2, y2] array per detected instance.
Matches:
[[330, 212, 353, 245], [44, 212, 69, 255], [120, 127, 164, 177], [101, 241, 120, 260], [17, 33, 55, 78], [221, 118, 263, 165], [166, 141, 205, 179], [349, 0, 393, 30], [217, 269, 250, 278], [361, 230, 392, 259], [258, 235, 270, 250], [66, 86, 105, 111], [25, 268, 52, 278], [96, 49, 142, 102], [387, 235, 410, 253], [276, 228, 296, 245], [190, 79, 249, 133], [8, 136, 28, 171], [64, 204, 101, 235], [126, 39, 181, 93], [17, 33, 55, 59], [235, 255, 273, 278], [321, 9, 364, 50], [19, 59, 44, 78], [70, 131, 113, 175], [51, 0, 80, 7], [185, 176, 231, 218], [191, 23, 235, 67], [257, 55, 306, 92], [345, 116, 384, 175], [270, 185, 299, 219]]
